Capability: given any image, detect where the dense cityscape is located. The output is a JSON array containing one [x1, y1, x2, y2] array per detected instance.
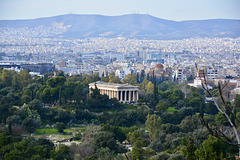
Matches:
[[0, 0, 240, 159], [1, 34, 240, 95]]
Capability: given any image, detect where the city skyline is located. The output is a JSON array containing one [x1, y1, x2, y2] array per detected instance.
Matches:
[[0, 0, 240, 21]]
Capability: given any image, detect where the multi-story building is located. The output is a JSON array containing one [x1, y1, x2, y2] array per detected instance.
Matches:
[[115, 69, 125, 79], [207, 68, 219, 79], [174, 68, 186, 81]]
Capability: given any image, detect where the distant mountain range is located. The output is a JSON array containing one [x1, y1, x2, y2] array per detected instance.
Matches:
[[1, 14, 240, 40]]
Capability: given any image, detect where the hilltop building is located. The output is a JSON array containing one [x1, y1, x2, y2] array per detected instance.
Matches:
[[89, 81, 139, 103]]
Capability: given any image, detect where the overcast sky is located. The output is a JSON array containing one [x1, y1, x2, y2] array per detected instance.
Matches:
[[0, 0, 239, 21]]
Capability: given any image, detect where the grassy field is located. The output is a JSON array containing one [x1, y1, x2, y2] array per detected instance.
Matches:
[[34, 126, 88, 141], [167, 107, 178, 113], [35, 126, 87, 135], [35, 128, 58, 134]]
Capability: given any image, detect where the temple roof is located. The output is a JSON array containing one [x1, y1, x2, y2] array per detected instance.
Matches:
[[89, 81, 139, 89]]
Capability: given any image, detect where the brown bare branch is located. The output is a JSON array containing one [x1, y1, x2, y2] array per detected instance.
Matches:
[[196, 64, 240, 147], [213, 82, 229, 97], [218, 82, 240, 122], [218, 82, 227, 106], [125, 153, 129, 160], [198, 114, 240, 147]]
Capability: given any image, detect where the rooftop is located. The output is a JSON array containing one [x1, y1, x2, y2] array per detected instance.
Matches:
[[89, 81, 139, 89]]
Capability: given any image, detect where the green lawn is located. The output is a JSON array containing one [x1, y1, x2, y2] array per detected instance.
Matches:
[[35, 126, 87, 135], [35, 128, 58, 134], [34, 126, 88, 141], [167, 107, 178, 113]]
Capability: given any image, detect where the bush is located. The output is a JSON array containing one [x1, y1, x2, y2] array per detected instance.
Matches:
[[168, 152, 185, 160], [55, 122, 65, 133], [148, 140, 162, 152], [150, 152, 170, 160]]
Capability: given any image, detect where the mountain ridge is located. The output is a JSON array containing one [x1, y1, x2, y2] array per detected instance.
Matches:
[[1, 14, 240, 40]]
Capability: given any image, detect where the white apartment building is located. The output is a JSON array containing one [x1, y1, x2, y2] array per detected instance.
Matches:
[[207, 68, 219, 79], [115, 69, 125, 79], [174, 68, 186, 81]]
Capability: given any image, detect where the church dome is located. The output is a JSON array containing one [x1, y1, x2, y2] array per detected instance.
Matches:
[[155, 63, 164, 68]]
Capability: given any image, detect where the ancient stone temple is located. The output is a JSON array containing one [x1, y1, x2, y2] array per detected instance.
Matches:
[[89, 81, 139, 103]]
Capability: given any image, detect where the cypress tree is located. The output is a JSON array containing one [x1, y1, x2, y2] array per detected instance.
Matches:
[[153, 76, 158, 102], [8, 120, 12, 135], [147, 73, 150, 81], [152, 70, 155, 83], [186, 138, 197, 160], [59, 87, 62, 106], [137, 73, 140, 83], [140, 70, 145, 82]]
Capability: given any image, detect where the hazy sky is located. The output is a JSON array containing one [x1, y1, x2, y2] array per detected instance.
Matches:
[[0, 0, 239, 21]]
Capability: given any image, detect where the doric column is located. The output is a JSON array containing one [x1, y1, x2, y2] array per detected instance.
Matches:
[[129, 91, 131, 101], [136, 91, 139, 101], [120, 91, 123, 101], [125, 91, 127, 102], [128, 91, 130, 101], [117, 91, 119, 100], [133, 91, 136, 101]]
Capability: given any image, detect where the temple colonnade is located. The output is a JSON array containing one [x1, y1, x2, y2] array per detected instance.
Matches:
[[89, 81, 139, 103]]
